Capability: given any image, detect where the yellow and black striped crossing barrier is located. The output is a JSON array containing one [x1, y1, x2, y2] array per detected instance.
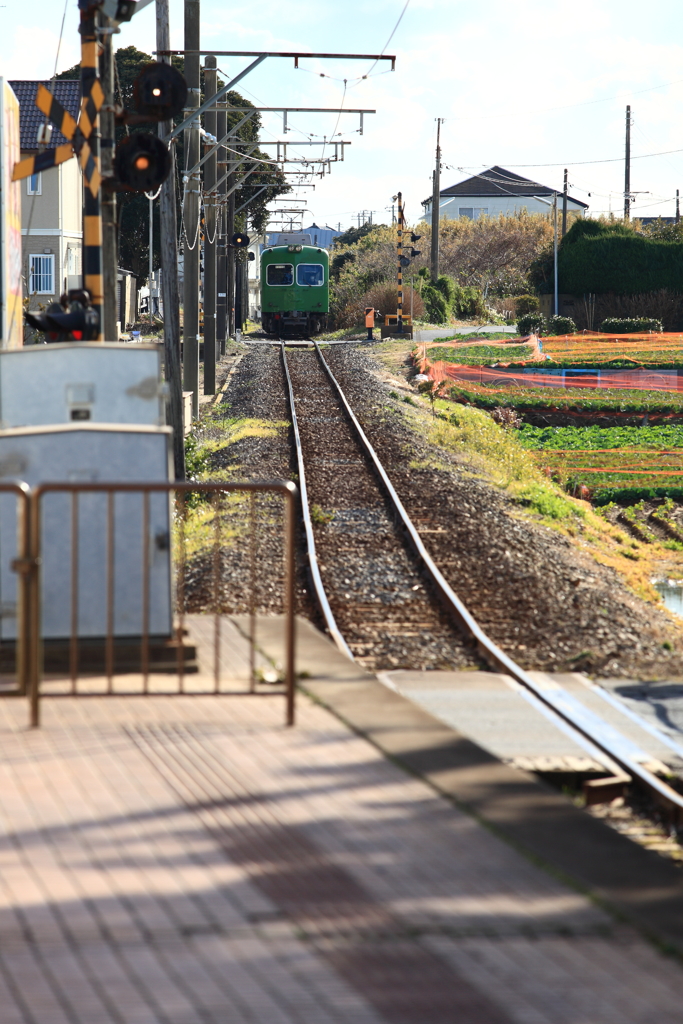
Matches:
[[12, 79, 104, 197]]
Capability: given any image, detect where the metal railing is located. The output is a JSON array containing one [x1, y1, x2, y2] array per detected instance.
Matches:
[[0, 480, 296, 727]]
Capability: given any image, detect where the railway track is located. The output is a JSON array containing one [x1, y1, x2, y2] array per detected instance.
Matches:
[[281, 340, 683, 821]]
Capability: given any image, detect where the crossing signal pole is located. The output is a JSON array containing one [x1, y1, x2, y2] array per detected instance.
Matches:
[[80, 6, 104, 340]]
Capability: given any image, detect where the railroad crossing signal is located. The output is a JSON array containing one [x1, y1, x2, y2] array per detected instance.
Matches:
[[114, 133, 171, 192], [232, 233, 250, 247], [11, 81, 104, 197]]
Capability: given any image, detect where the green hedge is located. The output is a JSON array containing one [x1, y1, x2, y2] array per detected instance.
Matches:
[[558, 221, 683, 295], [599, 317, 663, 333]]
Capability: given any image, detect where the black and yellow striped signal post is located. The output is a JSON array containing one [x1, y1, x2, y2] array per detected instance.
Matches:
[[12, 3, 105, 340], [79, 5, 103, 340]]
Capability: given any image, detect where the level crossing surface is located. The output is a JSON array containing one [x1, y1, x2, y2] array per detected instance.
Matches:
[[0, 620, 682, 1023]]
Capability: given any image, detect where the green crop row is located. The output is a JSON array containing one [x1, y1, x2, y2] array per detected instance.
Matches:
[[516, 423, 683, 450], [447, 383, 683, 414], [427, 344, 533, 365]]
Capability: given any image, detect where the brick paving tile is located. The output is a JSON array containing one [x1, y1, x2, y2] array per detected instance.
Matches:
[[0, 689, 683, 1024]]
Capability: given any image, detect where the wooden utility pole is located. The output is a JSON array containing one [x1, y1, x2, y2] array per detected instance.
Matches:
[[156, 0, 185, 479], [553, 193, 559, 316], [183, 0, 201, 419], [203, 55, 217, 394], [624, 105, 631, 220], [99, 12, 117, 340], [396, 191, 404, 332], [562, 167, 568, 237], [216, 102, 227, 354], [80, 7, 103, 340], [430, 118, 442, 281]]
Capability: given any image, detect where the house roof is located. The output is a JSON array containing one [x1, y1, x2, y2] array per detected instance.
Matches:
[[9, 80, 81, 151], [440, 166, 589, 208]]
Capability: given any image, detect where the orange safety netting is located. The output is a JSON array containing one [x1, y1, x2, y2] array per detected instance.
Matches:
[[420, 359, 683, 393]]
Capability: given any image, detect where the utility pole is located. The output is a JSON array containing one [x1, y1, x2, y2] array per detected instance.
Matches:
[[183, 0, 201, 419], [227, 180, 235, 338], [157, 0, 185, 479], [396, 191, 404, 333], [677, 189, 680, 225], [430, 117, 442, 281], [553, 193, 559, 317], [148, 194, 153, 314], [80, 7, 103, 340], [562, 167, 568, 237], [624, 105, 631, 220], [99, 10, 117, 340], [216, 101, 227, 355], [203, 55, 217, 394]]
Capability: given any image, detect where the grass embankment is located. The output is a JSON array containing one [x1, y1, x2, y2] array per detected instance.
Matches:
[[181, 415, 288, 556], [420, 399, 683, 602], [375, 333, 683, 602]]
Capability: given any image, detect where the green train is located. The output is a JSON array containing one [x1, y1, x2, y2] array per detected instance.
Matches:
[[260, 243, 329, 336]]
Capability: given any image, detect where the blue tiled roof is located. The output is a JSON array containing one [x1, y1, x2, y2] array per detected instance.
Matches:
[[9, 80, 81, 151]]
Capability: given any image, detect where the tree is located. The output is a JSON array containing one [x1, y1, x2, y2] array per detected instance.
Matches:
[[57, 48, 288, 280]]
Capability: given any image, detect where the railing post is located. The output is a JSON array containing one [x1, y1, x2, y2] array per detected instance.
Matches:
[[284, 483, 296, 727], [28, 489, 42, 728]]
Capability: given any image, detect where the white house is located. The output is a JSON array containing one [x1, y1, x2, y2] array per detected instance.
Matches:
[[10, 80, 83, 312], [422, 166, 589, 221]]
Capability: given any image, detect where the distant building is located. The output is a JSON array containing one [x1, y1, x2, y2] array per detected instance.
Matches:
[[421, 166, 589, 221], [265, 223, 342, 249], [10, 80, 83, 310], [302, 223, 342, 248]]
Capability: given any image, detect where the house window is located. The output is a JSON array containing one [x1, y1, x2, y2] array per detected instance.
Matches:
[[29, 254, 54, 294], [458, 207, 488, 220], [27, 173, 41, 196]]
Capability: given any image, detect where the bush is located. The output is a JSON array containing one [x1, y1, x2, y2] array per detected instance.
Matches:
[[558, 219, 683, 295], [452, 283, 487, 319], [599, 317, 663, 334], [546, 314, 577, 335], [422, 286, 450, 324], [514, 294, 540, 317], [517, 313, 545, 335]]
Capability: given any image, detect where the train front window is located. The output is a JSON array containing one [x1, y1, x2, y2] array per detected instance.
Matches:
[[296, 263, 324, 287], [266, 264, 293, 285]]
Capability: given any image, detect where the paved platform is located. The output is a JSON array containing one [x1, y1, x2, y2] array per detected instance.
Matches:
[[1, 619, 683, 1022], [380, 669, 683, 775]]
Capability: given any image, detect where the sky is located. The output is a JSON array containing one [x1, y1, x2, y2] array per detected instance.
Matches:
[[4, 0, 683, 231]]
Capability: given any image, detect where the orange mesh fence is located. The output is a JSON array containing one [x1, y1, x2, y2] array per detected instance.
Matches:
[[421, 359, 683, 393]]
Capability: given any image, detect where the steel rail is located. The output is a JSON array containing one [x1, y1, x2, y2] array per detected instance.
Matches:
[[311, 341, 683, 816], [280, 344, 354, 660]]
